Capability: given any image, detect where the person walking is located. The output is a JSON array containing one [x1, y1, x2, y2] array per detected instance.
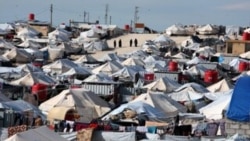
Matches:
[[118, 39, 122, 48], [129, 39, 133, 47], [113, 40, 117, 48], [134, 38, 138, 47]]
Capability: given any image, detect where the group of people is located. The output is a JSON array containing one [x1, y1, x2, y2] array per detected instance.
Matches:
[[113, 38, 138, 48]]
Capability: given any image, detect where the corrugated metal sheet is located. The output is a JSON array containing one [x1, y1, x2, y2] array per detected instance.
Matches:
[[82, 84, 114, 95]]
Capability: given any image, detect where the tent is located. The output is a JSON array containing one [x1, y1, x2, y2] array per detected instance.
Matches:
[[186, 57, 206, 65], [83, 73, 114, 83], [183, 65, 207, 77], [84, 39, 109, 51], [92, 131, 136, 141], [48, 28, 71, 42], [18, 40, 43, 49], [9, 72, 55, 86], [42, 59, 79, 74], [16, 26, 39, 41], [5, 126, 68, 141], [206, 79, 234, 93], [0, 38, 16, 49], [165, 24, 187, 36], [74, 54, 99, 64], [196, 24, 218, 35], [239, 51, 250, 59], [227, 76, 250, 122], [122, 57, 145, 67], [39, 88, 111, 123], [17, 63, 43, 73], [153, 34, 176, 47], [92, 61, 123, 75], [142, 77, 181, 92], [132, 91, 186, 118], [193, 46, 216, 58], [100, 53, 125, 62], [61, 66, 92, 76], [111, 66, 138, 82], [3, 48, 33, 63], [199, 90, 233, 120]]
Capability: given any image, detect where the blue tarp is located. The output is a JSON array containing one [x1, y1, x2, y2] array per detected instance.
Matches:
[[226, 76, 250, 122]]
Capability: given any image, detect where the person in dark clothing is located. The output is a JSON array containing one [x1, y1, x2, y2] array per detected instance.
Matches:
[[134, 38, 138, 47], [118, 39, 122, 47], [129, 39, 133, 47], [113, 40, 117, 48]]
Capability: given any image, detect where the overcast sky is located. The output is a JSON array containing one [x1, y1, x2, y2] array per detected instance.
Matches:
[[1, 0, 250, 31]]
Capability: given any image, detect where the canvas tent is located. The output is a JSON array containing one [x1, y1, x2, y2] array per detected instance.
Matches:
[[39, 88, 111, 123], [74, 54, 98, 64], [142, 77, 181, 92], [196, 24, 218, 35], [9, 72, 55, 86], [121, 57, 145, 67], [83, 39, 109, 51], [3, 48, 33, 63], [165, 24, 187, 36], [206, 79, 233, 93], [131, 91, 186, 118], [16, 26, 40, 41], [153, 34, 176, 47], [18, 40, 43, 49], [48, 28, 71, 42], [92, 61, 123, 75], [227, 76, 250, 122], [42, 59, 79, 74], [199, 90, 233, 120], [5, 126, 68, 141]]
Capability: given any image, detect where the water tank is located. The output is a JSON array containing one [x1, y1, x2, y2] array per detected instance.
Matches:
[[31, 83, 47, 102], [124, 24, 130, 31], [204, 70, 218, 83], [168, 61, 178, 71], [238, 61, 248, 72], [29, 13, 35, 21], [144, 73, 155, 82], [242, 32, 250, 41]]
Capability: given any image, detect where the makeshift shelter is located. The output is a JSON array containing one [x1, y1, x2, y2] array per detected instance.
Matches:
[[17, 63, 43, 73], [61, 66, 92, 77], [48, 28, 71, 42], [100, 53, 125, 62], [227, 76, 250, 122], [42, 59, 79, 74], [5, 126, 68, 141], [171, 52, 189, 59], [3, 48, 33, 63], [206, 79, 233, 93], [193, 46, 216, 58], [39, 88, 111, 123], [165, 24, 187, 36], [132, 91, 186, 118], [9, 72, 55, 86], [83, 73, 114, 83], [111, 66, 138, 82], [18, 40, 43, 49], [239, 51, 250, 59], [84, 39, 109, 51], [74, 54, 99, 64], [153, 34, 176, 47], [47, 46, 64, 61], [92, 61, 123, 75], [186, 57, 206, 65], [0, 38, 16, 49], [121, 57, 145, 67], [200, 90, 233, 120], [183, 65, 207, 77], [56, 42, 82, 55], [16, 26, 40, 41], [196, 24, 218, 35], [142, 77, 181, 92]]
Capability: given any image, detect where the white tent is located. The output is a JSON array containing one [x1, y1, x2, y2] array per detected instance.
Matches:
[[74, 54, 98, 64], [142, 77, 181, 92], [111, 66, 138, 81], [121, 57, 145, 67], [61, 66, 92, 76], [193, 46, 216, 58], [186, 57, 206, 65], [199, 90, 233, 120], [206, 79, 233, 93], [16, 26, 39, 41], [39, 88, 111, 123], [166, 24, 187, 36], [5, 126, 68, 141], [132, 91, 186, 118], [184, 43, 200, 51], [183, 65, 207, 77], [239, 51, 250, 59], [100, 53, 125, 62], [84, 39, 109, 51], [83, 73, 115, 83], [171, 52, 189, 59], [3, 48, 33, 63], [153, 34, 176, 47], [9, 72, 55, 86], [42, 59, 79, 74], [92, 61, 123, 75], [48, 28, 71, 42], [18, 40, 43, 49], [196, 24, 218, 35], [17, 63, 43, 73]]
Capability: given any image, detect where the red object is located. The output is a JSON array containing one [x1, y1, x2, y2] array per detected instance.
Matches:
[[168, 61, 178, 71], [32, 60, 43, 68], [242, 32, 250, 41], [31, 83, 47, 102], [28, 13, 35, 21], [124, 24, 130, 31], [144, 73, 155, 81], [238, 61, 248, 72], [204, 70, 218, 83]]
